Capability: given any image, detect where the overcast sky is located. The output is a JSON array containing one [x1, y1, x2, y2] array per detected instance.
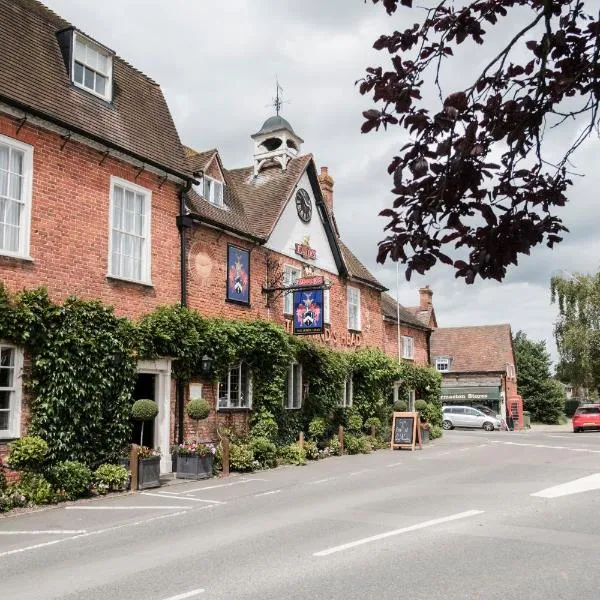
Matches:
[[43, 0, 600, 363]]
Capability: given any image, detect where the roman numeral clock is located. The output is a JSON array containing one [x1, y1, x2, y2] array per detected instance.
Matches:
[[295, 188, 312, 223]]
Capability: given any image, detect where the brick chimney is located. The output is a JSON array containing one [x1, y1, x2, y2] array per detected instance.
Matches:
[[318, 166, 334, 214], [419, 285, 433, 309]]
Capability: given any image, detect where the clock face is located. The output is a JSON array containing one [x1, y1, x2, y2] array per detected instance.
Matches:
[[295, 188, 312, 223]]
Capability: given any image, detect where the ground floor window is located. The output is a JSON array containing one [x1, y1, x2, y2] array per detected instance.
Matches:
[[0, 344, 23, 439], [218, 363, 252, 409], [285, 363, 302, 409], [340, 377, 353, 407]]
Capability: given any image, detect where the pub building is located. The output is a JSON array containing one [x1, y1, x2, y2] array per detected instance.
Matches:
[[430, 324, 524, 428]]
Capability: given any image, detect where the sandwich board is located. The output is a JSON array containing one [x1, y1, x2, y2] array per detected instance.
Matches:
[[390, 411, 422, 450]]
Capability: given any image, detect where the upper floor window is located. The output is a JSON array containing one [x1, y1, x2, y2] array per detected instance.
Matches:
[[507, 364, 516, 379], [0, 135, 33, 259], [347, 286, 361, 331], [0, 345, 23, 439], [402, 336, 414, 360], [109, 177, 152, 285], [340, 377, 353, 407], [285, 363, 303, 409], [203, 176, 224, 208], [73, 33, 113, 101], [218, 363, 252, 409], [435, 357, 450, 372], [283, 265, 301, 315]]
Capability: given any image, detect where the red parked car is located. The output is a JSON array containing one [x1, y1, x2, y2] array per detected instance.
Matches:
[[572, 404, 600, 433]]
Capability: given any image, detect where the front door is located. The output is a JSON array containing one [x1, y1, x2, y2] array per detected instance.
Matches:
[[132, 373, 156, 448]]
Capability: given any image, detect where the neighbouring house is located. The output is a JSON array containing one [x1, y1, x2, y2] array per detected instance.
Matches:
[[430, 324, 523, 429], [0, 0, 192, 470]]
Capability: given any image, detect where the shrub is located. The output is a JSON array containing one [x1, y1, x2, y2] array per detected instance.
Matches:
[[131, 399, 159, 421], [0, 489, 27, 512], [393, 400, 408, 412], [48, 461, 92, 500], [326, 437, 342, 456], [415, 399, 429, 414], [364, 416, 382, 434], [347, 413, 363, 434], [250, 437, 277, 468], [344, 434, 372, 455], [278, 443, 307, 465], [93, 464, 130, 494], [6, 436, 48, 471], [186, 398, 210, 421], [250, 408, 279, 442], [0, 461, 6, 492], [430, 425, 443, 440], [303, 440, 320, 460], [14, 472, 55, 505], [308, 417, 327, 440], [229, 443, 255, 472]]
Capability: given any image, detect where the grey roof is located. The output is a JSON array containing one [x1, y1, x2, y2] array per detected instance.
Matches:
[[252, 115, 297, 137]]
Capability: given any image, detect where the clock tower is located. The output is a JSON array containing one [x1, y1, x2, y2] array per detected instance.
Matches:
[[251, 114, 304, 176]]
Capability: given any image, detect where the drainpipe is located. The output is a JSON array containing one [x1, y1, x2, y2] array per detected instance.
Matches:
[[176, 178, 194, 444]]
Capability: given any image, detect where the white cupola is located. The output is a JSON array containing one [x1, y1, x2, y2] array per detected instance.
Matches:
[[251, 115, 304, 175]]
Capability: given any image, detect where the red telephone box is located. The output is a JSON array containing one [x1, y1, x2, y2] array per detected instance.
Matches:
[[508, 396, 524, 430]]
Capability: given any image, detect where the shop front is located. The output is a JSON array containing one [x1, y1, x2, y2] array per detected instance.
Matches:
[[440, 385, 502, 416]]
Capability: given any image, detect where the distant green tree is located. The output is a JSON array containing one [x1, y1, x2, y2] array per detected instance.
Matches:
[[513, 331, 564, 423]]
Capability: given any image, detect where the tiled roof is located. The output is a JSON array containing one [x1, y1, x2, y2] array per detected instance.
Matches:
[[431, 324, 515, 373], [338, 240, 386, 290], [0, 0, 190, 179], [381, 293, 430, 329], [185, 147, 218, 174], [406, 305, 437, 328]]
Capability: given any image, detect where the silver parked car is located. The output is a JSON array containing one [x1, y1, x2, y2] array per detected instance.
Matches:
[[442, 405, 502, 431]]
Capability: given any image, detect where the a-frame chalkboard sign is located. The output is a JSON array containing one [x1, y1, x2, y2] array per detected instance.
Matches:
[[390, 411, 422, 451]]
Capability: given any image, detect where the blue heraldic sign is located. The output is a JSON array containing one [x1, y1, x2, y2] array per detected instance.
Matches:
[[293, 288, 324, 335]]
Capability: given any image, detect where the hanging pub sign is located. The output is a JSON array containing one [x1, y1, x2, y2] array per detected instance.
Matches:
[[293, 287, 324, 335], [226, 244, 250, 305]]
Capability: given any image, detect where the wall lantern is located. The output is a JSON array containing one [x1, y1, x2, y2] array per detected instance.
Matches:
[[200, 355, 213, 376]]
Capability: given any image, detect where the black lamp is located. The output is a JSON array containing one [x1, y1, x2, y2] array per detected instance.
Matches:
[[201, 355, 213, 376]]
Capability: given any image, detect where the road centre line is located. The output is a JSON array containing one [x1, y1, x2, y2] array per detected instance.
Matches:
[[0, 530, 87, 535], [160, 588, 205, 600], [180, 478, 267, 495], [313, 510, 484, 557], [65, 505, 191, 510], [141, 492, 225, 504], [0, 509, 194, 559], [308, 477, 338, 484], [491, 441, 600, 453], [254, 490, 281, 497], [531, 473, 600, 498], [386, 461, 403, 467]]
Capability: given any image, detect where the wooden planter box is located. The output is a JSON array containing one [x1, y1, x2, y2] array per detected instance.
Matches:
[[176, 454, 214, 480], [138, 456, 161, 489], [421, 427, 430, 444]]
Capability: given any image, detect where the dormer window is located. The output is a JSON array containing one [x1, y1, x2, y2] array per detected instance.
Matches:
[[72, 33, 112, 101], [435, 357, 450, 372], [202, 176, 224, 208]]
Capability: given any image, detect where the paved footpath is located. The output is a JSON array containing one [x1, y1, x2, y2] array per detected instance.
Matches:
[[2, 426, 600, 599]]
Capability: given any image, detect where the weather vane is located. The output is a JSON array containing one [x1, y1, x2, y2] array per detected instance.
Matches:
[[267, 77, 290, 116]]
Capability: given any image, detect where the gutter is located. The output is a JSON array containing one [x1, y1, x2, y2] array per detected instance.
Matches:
[[187, 211, 265, 244], [0, 94, 193, 182]]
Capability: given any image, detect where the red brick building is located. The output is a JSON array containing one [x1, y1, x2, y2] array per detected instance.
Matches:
[[430, 324, 523, 428]]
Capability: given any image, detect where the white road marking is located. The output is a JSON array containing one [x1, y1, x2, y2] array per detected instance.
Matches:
[[180, 478, 267, 495], [309, 477, 337, 484], [0, 530, 87, 535], [160, 588, 205, 600], [531, 473, 600, 498], [0, 509, 193, 559], [386, 461, 403, 467], [313, 510, 484, 557], [64, 505, 191, 510], [349, 470, 369, 476], [141, 492, 225, 504], [254, 489, 281, 497], [491, 441, 600, 454]]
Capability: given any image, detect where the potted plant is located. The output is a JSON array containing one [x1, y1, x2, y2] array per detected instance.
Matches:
[[176, 398, 214, 479], [175, 441, 216, 480], [415, 399, 431, 444], [137, 446, 161, 489], [132, 399, 161, 489]]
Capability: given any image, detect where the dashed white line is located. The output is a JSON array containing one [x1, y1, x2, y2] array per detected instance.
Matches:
[[180, 477, 268, 495], [254, 489, 281, 497], [491, 441, 600, 453], [349, 470, 369, 476], [386, 461, 403, 467], [313, 510, 484, 557], [309, 477, 337, 485], [532, 473, 600, 498], [64, 505, 191, 510], [160, 588, 205, 600], [0, 530, 87, 535], [141, 492, 226, 504]]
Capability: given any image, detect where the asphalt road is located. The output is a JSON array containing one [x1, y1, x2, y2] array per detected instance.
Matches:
[[2, 426, 600, 600]]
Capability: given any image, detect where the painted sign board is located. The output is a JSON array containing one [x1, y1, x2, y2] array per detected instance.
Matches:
[[390, 412, 422, 451], [292, 287, 324, 335], [440, 386, 500, 402]]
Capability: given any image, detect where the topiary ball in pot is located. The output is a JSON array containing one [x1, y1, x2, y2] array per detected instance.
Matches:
[[186, 398, 210, 441], [393, 400, 408, 412], [132, 399, 159, 447], [414, 399, 429, 423]]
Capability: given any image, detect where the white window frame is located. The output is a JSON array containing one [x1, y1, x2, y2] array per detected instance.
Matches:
[[283, 265, 302, 315], [202, 175, 224, 208], [0, 344, 23, 439], [402, 336, 414, 360], [347, 286, 361, 331], [0, 134, 33, 260], [435, 357, 450, 372], [507, 364, 516, 379], [72, 32, 113, 101], [285, 363, 303, 409], [340, 376, 353, 408], [108, 176, 152, 285], [217, 363, 252, 410]]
